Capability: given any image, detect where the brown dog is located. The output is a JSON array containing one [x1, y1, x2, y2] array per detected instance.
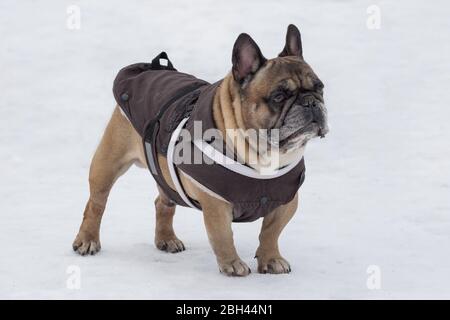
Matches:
[[73, 24, 328, 276]]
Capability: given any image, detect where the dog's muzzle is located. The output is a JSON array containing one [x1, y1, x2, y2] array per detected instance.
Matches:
[[310, 102, 329, 138], [300, 93, 328, 135]]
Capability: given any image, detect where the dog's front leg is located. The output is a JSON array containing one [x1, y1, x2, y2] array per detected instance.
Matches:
[[202, 201, 250, 277], [255, 193, 298, 274]]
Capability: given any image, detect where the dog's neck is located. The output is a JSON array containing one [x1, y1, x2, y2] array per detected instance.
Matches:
[[212, 74, 304, 174]]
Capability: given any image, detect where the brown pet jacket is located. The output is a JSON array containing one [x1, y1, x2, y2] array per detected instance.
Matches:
[[113, 52, 306, 222]]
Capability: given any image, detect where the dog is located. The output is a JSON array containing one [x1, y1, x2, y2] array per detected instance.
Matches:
[[73, 24, 328, 276]]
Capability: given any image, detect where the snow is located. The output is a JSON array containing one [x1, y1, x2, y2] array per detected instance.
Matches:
[[1, 0, 450, 299]]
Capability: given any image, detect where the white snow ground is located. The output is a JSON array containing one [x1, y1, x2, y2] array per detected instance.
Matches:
[[1, 0, 450, 299]]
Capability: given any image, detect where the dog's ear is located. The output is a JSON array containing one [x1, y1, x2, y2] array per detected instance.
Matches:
[[232, 33, 266, 84], [279, 24, 302, 58]]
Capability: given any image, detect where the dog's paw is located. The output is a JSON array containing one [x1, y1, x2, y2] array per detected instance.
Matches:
[[72, 232, 101, 256], [219, 259, 251, 277], [257, 257, 291, 274], [155, 238, 185, 253]]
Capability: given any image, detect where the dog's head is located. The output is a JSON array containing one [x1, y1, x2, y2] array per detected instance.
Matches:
[[231, 24, 328, 153]]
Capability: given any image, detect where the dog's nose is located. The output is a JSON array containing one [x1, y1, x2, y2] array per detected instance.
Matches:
[[300, 94, 316, 108], [313, 79, 324, 91]]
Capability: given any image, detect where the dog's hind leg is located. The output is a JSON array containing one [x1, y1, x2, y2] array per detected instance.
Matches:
[[73, 106, 141, 255], [154, 187, 185, 253]]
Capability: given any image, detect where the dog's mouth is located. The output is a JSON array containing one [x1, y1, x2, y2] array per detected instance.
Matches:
[[278, 121, 326, 149]]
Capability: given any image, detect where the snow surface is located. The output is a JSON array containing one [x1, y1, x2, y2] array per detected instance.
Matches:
[[1, 0, 450, 299]]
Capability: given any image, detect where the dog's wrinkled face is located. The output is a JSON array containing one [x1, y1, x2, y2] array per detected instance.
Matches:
[[231, 24, 328, 153]]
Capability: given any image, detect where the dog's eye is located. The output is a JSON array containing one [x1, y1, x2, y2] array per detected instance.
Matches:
[[271, 93, 286, 104]]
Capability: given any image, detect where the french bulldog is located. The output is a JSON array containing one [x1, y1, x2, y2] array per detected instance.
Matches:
[[73, 24, 328, 276]]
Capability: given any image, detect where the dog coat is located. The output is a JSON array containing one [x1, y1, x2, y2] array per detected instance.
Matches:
[[113, 52, 306, 222]]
